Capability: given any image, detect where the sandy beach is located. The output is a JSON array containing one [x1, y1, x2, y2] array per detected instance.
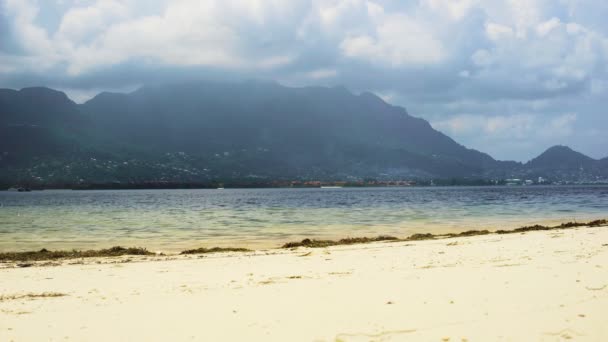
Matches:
[[1, 226, 607, 341]]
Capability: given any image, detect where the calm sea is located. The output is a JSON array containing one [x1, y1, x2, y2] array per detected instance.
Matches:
[[0, 186, 606, 252]]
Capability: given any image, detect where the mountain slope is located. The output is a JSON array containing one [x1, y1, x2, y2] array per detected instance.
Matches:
[[526, 145, 595, 170], [80, 80, 497, 178], [0, 87, 88, 167], [523, 145, 605, 180]]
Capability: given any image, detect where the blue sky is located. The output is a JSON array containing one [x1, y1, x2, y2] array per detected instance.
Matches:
[[1, 0, 607, 161]]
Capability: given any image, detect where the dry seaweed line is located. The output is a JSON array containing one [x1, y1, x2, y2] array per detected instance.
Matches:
[[0, 292, 67, 301], [585, 284, 607, 291]]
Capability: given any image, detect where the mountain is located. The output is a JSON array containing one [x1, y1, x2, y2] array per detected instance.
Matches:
[[0, 87, 88, 168], [0, 81, 605, 186], [523, 145, 606, 181], [0, 87, 81, 125], [526, 145, 595, 170], [79, 81, 499, 179]]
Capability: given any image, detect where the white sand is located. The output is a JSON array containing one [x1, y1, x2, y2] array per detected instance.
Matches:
[[1, 226, 608, 341]]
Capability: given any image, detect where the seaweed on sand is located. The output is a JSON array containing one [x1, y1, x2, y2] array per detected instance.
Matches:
[[180, 247, 251, 255], [1, 220, 605, 261], [445, 230, 491, 237], [0, 292, 67, 301], [282, 219, 607, 248], [0, 246, 153, 262], [405, 233, 436, 241], [282, 235, 398, 248], [495, 219, 608, 234]]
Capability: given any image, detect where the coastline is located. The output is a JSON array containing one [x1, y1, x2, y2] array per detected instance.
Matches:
[[1, 222, 608, 340], [0, 219, 605, 265]]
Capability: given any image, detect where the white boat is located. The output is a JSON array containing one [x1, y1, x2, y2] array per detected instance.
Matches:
[[320, 186, 343, 189]]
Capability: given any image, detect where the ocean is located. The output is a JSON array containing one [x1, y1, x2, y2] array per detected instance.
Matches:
[[0, 185, 606, 252]]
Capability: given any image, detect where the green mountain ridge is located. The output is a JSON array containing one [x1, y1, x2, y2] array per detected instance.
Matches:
[[0, 81, 605, 185]]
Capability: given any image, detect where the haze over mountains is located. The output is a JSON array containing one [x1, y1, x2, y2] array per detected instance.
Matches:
[[0, 81, 606, 186]]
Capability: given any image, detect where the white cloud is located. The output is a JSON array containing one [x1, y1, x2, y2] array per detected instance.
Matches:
[[340, 12, 445, 66], [3, 0, 53, 54], [544, 113, 577, 137], [459, 70, 470, 78], [423, 0, 478, 21], [536, 17, 561, 37], [4, 0, 606, 79], [306, 68, 338, 79], [471, 49, 493, 66], [432, 112, 577, 140], [485, 22, 514, 41], [55, 1, 129, 42], [433, 113, 535, 138], [4, 0, 313, 75]]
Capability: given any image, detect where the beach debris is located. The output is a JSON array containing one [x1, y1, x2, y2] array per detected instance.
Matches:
[[446, 230, 490, 237], [282, 235, 398, 248], [0, 292, 67, 301], [496, 219, 607, 235], [0, 246, 153, 262], [543, 328, 583, 339], [406, 233, 435, 241], [585, 284, 607, 291], [335, 328, 417, 340], [180, 247, 250, 255]]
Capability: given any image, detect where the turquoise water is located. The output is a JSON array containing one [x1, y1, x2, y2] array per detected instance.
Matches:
[[0, 186, 606, 252]]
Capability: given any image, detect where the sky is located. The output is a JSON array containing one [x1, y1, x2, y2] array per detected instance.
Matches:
[[1, 0, 607, 162]]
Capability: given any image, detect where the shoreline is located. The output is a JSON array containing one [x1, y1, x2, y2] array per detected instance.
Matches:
[[1, 218, 605, 267], [1, 222, 607, 340], [3, 183, 608, 191]]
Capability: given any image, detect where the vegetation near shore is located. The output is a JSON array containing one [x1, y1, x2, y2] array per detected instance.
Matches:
[[180, 247, 251, 255], [0, 246, 152, 263], [281, 219, 607, 248], [281, 236, 399, 248], [0, 219, 605, 263], [495, 219, 607, 234]]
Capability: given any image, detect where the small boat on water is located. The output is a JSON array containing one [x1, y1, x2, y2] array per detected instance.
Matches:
[[320, 186, 343, 189]]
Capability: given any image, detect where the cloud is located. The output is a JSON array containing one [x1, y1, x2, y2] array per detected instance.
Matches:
[[432, 112, 579, 160], [339, 9, 446, 66], [0, 0, 607, 160], [423, 0, 478, 21], [305, 68, 338, 79], [432, 113, 537, 139]]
